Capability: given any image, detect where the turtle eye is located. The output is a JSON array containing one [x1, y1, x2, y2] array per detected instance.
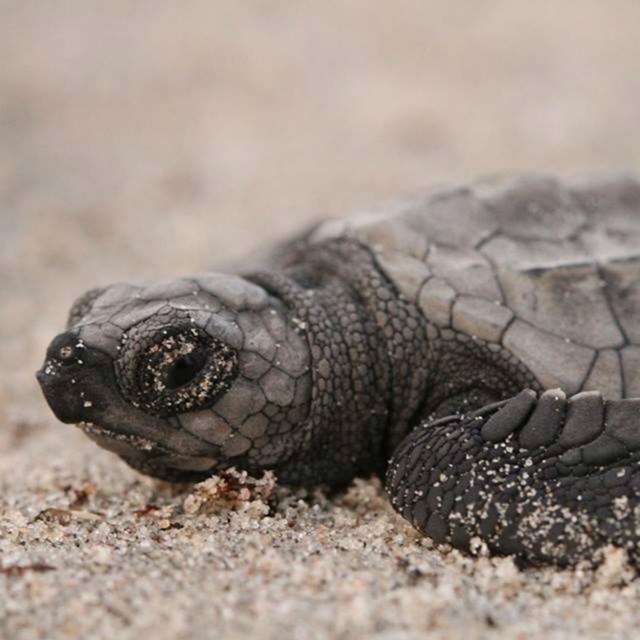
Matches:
[[165, 349, 208, 389], [116, 324, 239, 417]]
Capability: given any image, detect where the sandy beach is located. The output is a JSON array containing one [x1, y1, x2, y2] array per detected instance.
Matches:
[[2, 2, 640, 638]]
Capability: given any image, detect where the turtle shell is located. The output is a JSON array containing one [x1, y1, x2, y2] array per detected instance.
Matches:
[[309, 174, 640, 398]]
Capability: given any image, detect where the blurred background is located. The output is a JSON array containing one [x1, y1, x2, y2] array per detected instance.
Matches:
[[2, 0, 640, 422]]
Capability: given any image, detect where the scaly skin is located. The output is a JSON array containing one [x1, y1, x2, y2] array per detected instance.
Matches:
[[387, 390, 640, 566], [37, 175, 640, 567], [38, 239, 433, 485]]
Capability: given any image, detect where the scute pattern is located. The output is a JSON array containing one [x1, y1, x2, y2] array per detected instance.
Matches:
[[375, 174, 640, 566], [451, 296, 513, 343], [314, 173, 640, 400], [497, 263, 624, 349]]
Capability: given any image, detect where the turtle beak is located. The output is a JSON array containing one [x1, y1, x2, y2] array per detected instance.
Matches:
[[36, 330, 92, 424], [36, 366, 85, 424]]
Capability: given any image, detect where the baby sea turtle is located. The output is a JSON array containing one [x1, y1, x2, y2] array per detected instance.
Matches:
[[37, 174, 640, 566]]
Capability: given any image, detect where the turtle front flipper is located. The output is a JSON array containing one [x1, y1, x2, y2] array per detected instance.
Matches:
[[386, 389, 640, 567]]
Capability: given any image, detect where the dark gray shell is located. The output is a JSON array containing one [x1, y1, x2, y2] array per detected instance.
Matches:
[[309, 174, 640, 398]]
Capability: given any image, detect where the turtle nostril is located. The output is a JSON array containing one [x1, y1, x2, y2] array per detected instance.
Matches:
[[58, 345, 76, 362], [46, 331, 83, 365]]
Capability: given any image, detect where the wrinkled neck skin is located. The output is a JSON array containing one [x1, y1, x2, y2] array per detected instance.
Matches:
[[250, 238, 433, 485]]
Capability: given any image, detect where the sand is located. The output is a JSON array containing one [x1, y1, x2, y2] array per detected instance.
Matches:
[[2, 2, 640, 638]]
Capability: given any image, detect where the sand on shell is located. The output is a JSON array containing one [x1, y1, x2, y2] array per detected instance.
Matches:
[[3, 2, 640, 638]]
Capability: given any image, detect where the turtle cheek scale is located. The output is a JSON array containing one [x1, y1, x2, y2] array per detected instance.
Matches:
[[108, 278, 313, 478]]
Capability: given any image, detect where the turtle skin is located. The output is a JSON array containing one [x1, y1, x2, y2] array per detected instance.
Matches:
[[37, 173, 640, 566]]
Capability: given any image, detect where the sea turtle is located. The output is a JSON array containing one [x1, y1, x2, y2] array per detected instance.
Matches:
[[37, 173, 640, 566]]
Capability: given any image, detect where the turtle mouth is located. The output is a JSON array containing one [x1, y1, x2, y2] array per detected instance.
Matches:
[[76, 421, 222, 480], [76, 421, 162, 453]]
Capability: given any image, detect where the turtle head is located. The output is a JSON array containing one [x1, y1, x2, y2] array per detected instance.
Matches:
[[36, 274, 311, 481]]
